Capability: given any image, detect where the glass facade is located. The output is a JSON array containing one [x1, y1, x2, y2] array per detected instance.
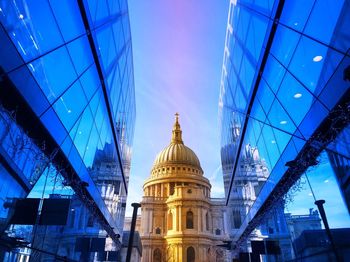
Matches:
[[0, 0, 135, 261], [219, 0, 350, 261]]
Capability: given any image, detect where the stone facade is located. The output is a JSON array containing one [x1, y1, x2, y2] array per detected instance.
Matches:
[[140, 114, 229, 262]]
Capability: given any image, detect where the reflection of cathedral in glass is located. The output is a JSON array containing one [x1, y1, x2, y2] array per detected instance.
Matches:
[[221, 123, 295, 260], [32, 122, 132, 261], [221, 123, 269, 232]]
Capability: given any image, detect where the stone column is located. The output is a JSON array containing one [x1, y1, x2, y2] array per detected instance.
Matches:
[[175, 206, 179, 231], [149, 209, 153, 233], [198, 207, 201, 232], [223, 210, 228, 234], [179, 207, 182, 231]]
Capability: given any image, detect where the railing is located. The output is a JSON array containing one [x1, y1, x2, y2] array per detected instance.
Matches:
[[142, 196, 167, 202]]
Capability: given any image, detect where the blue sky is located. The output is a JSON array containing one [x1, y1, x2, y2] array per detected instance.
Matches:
[[125, 1, 230, 216]]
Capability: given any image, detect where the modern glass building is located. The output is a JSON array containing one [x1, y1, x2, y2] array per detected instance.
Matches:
[[219, 0, 350, 261], [0, 0, 135, 261]]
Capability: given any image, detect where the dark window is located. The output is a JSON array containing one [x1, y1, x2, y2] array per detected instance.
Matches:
[[205, 212, 209, 231], [170, 182, 175, 195], [155, 227, 161, 234], [87, 215, 94, 227], [187, 246, 195, 262], [69, 209, 75, 228], [233, 210, 241, 229], [186, 211, 194, 229], [215, 229, 221, 235], [153, 248, 161, 262]]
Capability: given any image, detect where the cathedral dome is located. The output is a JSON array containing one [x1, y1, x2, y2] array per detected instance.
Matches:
[[152, 113, 202, 171]]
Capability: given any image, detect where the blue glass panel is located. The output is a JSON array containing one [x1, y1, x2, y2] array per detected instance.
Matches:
[[80, 64, 100, 101], [71, 108, 94, 158], [83, 123, 99, 168], [270, 25, 300, 67], [240, 55, 255, 96], [0, 164, 26, 222], [328, 2, 350, 53], [53, 81, 87, 131], [279, 0, 315, 32], [122, 13, 131, 41], [250, 99, 267, 122], [61, 135, 73, 158], [99, 117, 111, 146], [256, 79, 275, 115], [298, 100, 328, 140], [94, 93, 107, 133], [236, 7, 251, 45], [318, 55, 350, 111], [289, 36, 343, 94], [40, 108, 67, 146], [247, 0, 275, 17], [107, 0, 121, 15], [94, 0, 109, 27], [245, 13, 268, 65], [267, 99, 297, 134], [304, 0, 344, 45], [28, 46, 77, 104], [119, 0, 128, 13], [68, 143, 83, 173], [260, 124, 281, 170], [112, 21, 125, 55], [231, 42, 243, 73], [0, 0, 63, 62], [49, 0, 85, 42], [8, 67, 50, 117], [96, 27, 116, 73], [262, 55, 286, 93], [89, 88, 102, 117], [0, 26, 23, 73], [67, 36, 94, 76], [272, 128, 292, 162], [277, 73, 314, 127], [257, 126, 273, 170], [86, 0, 98, 25]]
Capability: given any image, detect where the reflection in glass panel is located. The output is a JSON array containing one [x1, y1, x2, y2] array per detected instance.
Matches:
[[53, 81, 87, 131], [279, 0, 315, 32], [0, 0, 63, 61], [288, 36, 343, 94], [304, 0, 344, 45], [28, 46, 77, 104], [276, 73, 314, 126], [270, 25, 300, 67]]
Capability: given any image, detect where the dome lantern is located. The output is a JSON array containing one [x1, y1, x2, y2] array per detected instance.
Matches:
[[152, 113, 202, 173]]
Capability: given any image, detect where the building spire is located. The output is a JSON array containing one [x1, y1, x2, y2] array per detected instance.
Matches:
[[171, 113, 183, 144]]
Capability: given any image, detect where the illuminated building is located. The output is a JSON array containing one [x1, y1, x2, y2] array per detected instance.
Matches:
[[140, 114, 229, 262]]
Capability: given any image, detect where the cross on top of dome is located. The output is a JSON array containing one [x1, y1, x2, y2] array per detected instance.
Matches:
[[171, 112, 183, 144]]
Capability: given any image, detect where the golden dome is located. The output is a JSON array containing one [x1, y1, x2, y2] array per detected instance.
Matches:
[[152, 113, 202, 171]]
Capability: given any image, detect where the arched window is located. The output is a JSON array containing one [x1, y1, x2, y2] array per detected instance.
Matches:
[[168, 211, 173, 230], [155, 227, 161, 234], [153, 248, 161, 262], [205, 212, 209, 231], [186, 211, 194, 229], [187, 246, 195, 262], [215, 229, 221, 235]]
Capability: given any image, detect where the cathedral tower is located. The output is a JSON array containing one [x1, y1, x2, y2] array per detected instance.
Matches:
[[140, 114, 228, 262]]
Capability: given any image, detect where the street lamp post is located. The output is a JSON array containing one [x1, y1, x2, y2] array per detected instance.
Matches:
[[126, 202, 141, 262]]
